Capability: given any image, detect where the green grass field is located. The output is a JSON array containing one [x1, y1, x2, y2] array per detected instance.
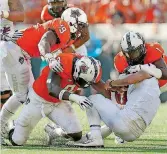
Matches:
[[1, 103, 167, 154]]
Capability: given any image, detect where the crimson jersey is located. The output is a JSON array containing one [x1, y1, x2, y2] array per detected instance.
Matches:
[[33, 53, 82, 103], [114, 42, 167, 88], [16, 19, 70, 57]]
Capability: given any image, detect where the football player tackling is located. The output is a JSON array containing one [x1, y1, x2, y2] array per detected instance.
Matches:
[[0, 14, 84, 139], [8, 53, 110, 146], [68, 31, 167, 147]]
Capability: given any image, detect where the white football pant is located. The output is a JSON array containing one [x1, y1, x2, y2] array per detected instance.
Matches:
[[87, 78, 160, 142], [12, 88, 82, 145], [0, 41, 34, 125]]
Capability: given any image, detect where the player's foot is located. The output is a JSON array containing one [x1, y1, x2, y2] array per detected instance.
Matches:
[[66, 136, 104, 148], [44, 124, 62, 145], [44, 123, 58, 145], [114, 136, 126, 144]]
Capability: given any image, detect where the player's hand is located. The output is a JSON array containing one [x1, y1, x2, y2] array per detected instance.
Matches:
[[44, 53, 63, 72], [49, 59, 63, 72], [69, 94, 93, 110], [105, 79, 112, 90], [105, 79, 128, 92]]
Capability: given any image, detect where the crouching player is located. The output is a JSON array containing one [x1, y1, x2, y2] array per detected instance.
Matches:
[[68, 31, 167, 147], [8, 53, 106, 146]]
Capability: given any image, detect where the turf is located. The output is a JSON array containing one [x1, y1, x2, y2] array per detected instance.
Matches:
[[1, 103, 167, 154]]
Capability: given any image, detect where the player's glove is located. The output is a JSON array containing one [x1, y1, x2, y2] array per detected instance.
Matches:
[[69, 94, 93, 110], [44, 53, 63, 72], [126, 64, 162, 79]]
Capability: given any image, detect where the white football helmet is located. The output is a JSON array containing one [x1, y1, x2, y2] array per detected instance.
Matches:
[[73, 56, 102, 88], [61, 7, 88, 40], [120, 31, 146, 65]]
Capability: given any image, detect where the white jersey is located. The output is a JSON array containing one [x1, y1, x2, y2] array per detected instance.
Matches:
[[126, 77, 161, 126], [0, 0, 14, 37]]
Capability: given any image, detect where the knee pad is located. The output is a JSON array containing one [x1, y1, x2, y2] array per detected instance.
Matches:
[[68, 131, 82, 141], [1, 90, 12, 105]]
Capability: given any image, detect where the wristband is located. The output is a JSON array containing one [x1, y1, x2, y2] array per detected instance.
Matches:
[[59, 90, 68, 100]]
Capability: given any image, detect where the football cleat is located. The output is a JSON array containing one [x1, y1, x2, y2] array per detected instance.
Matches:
[[114, 135, 126, 144], [44, 123, 59, 145], [66, 136, 104, 148]]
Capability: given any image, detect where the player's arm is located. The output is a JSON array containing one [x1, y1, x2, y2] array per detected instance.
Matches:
[[38, 30, 60, 57], [47, 70, 70, 100], [153, 58, 167, 80], [106, 71, 152, 88], [72, 26, 90, 49], [47, 70, 92, 109], [6, 0, 24, 22], [92, 80, 111, 99]]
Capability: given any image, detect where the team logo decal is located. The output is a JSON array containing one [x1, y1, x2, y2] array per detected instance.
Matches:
[[70, 9, 81, 18], [19, 57, 24, 64], [80, 62, 88, 74]]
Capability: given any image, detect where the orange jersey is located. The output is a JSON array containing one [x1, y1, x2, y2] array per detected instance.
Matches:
[[41, 4, 74, 22], [33, 53, 81, 103], [114, 42, 167, 88], [16, 19, 70, 57]]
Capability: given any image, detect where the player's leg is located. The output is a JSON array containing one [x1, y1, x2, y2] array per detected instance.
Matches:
[[0, 67, 12, 108], [47, 101, 82, 142], [9, 89, 43, 145], [88, 94, 144, 142], [0, 41, 31, 137], [0, 67, 12, 145]]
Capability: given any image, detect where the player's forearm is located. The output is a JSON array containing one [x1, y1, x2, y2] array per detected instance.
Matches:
[[92, 81, 110, 98], [73, 27, 90, 48], [47, 83, 71, 100], [38, 30, 57, 56], [111, 71, 151, 86], [47, 70, 71, 101]]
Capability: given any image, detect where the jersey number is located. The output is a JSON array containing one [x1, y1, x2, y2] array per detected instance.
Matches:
[[59, 25, 67, 34]]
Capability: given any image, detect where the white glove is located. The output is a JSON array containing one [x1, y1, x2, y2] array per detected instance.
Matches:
[[127, 64, 162, 79], [45, 53, 63, 72], [69, 94, 93, 110]]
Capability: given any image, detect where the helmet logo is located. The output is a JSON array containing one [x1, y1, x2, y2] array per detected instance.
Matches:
[[80, 62, 88, 74], [70, 9, 81, 18]]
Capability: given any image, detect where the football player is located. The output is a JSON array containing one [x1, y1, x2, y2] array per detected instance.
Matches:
[[0, 15, 83, 139], [41, 1, 89, 56], [8, 53, 109, 146], [0, 0, 24, 145], [67, 31, 167, 147]]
